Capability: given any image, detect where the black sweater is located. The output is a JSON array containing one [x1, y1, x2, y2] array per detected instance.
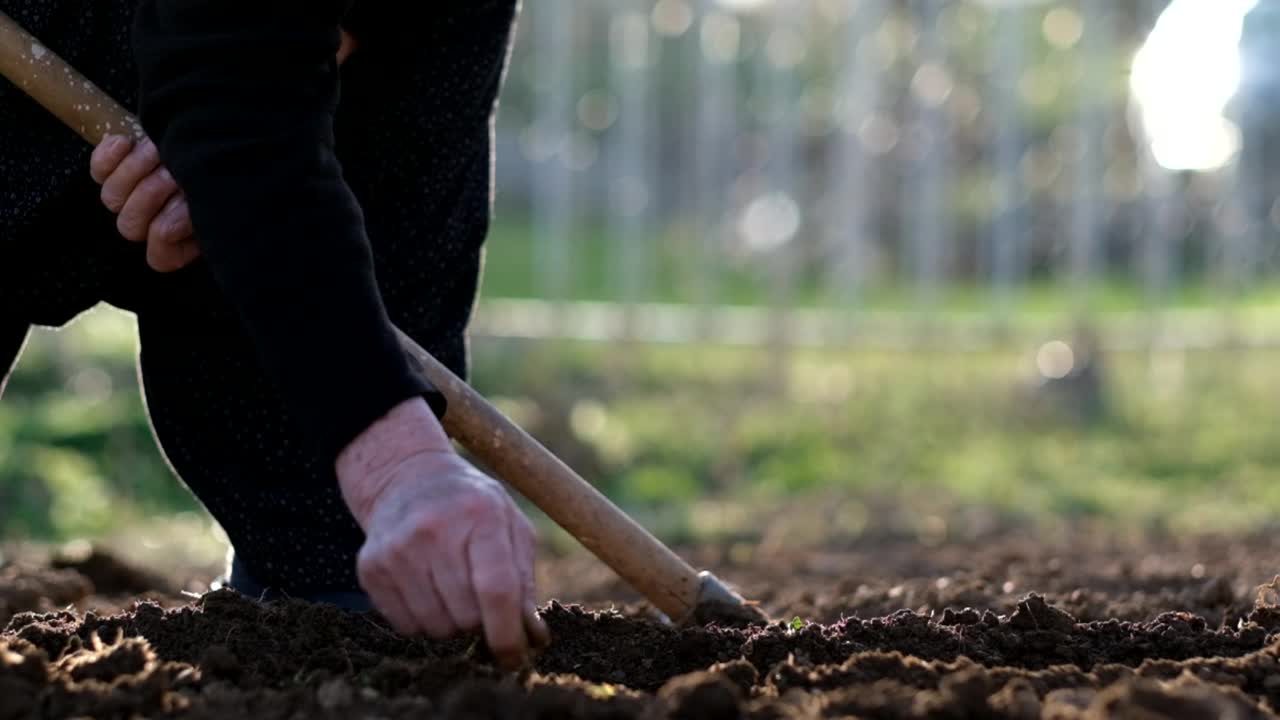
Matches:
[[130, 0, 449, 461]]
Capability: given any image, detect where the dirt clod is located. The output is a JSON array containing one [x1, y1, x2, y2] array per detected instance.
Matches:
[[4, 529, 1280, 718], [50, 543, 173, 596]]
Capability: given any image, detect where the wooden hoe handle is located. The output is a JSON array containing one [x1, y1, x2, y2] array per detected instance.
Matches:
[[0, 11, 716, 623], [0, 15, 141, 144]]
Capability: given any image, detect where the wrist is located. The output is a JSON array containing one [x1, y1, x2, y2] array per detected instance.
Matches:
[[335, 396, 454, 524]]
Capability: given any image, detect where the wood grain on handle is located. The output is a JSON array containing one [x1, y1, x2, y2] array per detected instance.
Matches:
[[0, 13, 142, 144], [0, 10, 706, 622]]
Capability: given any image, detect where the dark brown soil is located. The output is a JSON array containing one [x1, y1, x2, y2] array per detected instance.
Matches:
[[49, 543, 174, 597], [5, 525, 1280, 718]]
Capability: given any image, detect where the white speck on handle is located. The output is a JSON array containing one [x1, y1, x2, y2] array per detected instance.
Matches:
[[30, 43, 47, 60]]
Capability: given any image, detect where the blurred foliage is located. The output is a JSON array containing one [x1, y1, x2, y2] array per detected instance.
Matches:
[[6, 301, 1280, 544], [484, 218, 1280, 310], [0, 311, 195, 538]]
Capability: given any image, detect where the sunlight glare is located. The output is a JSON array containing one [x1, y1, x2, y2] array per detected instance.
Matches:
[[1130, 0, 1257, 172]]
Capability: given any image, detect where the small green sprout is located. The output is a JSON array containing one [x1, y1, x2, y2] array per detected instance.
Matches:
[[789, 616, 805, 631]]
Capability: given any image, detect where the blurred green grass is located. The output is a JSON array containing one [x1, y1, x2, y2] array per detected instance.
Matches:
[[5, 298, 1280, 545], [482, 218, 1280, 313], [0, 310, 187, 538]]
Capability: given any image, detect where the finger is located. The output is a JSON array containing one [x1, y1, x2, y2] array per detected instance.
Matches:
[[147, 194, 194, 247], [152, 238, 202, 274], [337, 29, 358, 65], [401, 551, 457, 640], [508, 508, 548, 650], [90, 135, 133, 185], [525, 605, 551, 651], [431, 525, 482, 632], [467, 521, 528, 670], [118, 169, 180, 242], [357, 546, 416, 635], [100, 138, 162, 213], [381, 581, 422, 637], [508, 506, 537, 611], [147, 236, 201, 274]]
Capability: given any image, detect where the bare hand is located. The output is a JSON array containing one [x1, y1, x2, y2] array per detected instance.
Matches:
[[90, 135, 198, 273], [87, 29, 360, 274], [336, 397, 548, 669]]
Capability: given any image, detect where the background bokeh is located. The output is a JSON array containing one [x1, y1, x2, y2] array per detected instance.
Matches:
[[5, 0, 1280, 561]]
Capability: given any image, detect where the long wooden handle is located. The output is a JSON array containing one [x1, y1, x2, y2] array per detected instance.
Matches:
[[0, 11, 704, 622], [0, 14, 141, 144]]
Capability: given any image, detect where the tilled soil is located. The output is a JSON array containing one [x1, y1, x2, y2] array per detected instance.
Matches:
[[5, 525, 1280, 719]]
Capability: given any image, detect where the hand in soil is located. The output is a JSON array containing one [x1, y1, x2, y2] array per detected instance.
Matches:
[[87, 28, 359, 274], [337, 397, 544, 670]]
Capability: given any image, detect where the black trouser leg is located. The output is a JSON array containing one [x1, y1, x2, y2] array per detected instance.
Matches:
[[129, 21, 504, 599], [135, 286, 373, 597]]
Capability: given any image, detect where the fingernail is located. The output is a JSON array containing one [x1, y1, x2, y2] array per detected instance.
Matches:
[[525, 605, 551, 650]]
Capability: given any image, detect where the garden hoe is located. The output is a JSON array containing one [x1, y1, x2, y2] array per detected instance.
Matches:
[[0, 11, 767, 647]]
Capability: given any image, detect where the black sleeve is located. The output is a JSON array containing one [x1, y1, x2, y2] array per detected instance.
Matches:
[[131, 0, 446, 463]]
